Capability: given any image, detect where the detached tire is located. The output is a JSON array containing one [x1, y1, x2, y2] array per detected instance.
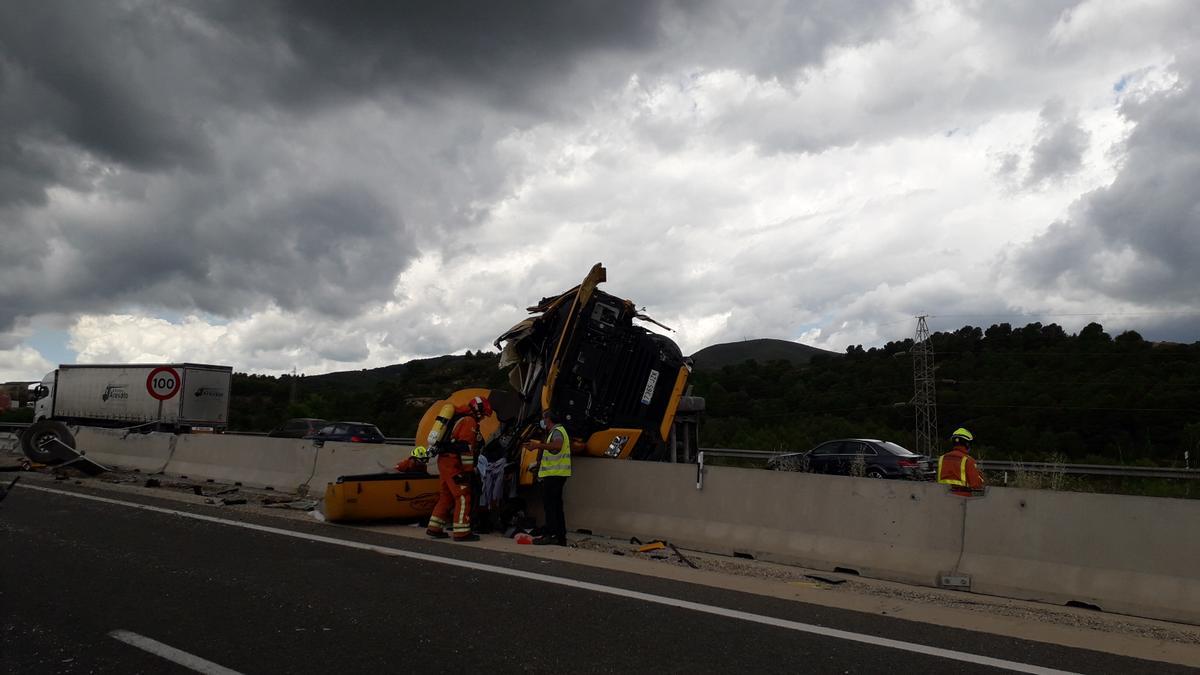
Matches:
[[20, 420, 76, 465]]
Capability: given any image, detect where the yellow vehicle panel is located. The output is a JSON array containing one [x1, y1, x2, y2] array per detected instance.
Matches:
[[323, 472, 440, 523], [584, 428, 642, 459]]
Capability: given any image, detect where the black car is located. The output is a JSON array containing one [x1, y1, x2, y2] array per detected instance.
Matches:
[[267, 418, 328, 439], [305, 421, 386, 444], [769, 439, 934, 480]]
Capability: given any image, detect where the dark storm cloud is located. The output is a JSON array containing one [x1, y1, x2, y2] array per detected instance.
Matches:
[[0, 0, 692, 335], [1025, 100, 1090, 186], [1016, 54, 1200, 305], [247, 1, 669, 108], [0, 0, 676, 208]]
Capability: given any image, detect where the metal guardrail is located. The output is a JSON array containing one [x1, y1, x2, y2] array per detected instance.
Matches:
[[978, 461, 1200, 480], [697, 447, 783, 459], [698, 447, 1198, 479], [225, 431, 415, 446]]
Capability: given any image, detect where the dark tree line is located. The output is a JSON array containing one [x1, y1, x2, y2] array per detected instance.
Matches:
[[691, 322, 1200, 465], [225, 322, 1200, 465], [228, 351, 509, 437]]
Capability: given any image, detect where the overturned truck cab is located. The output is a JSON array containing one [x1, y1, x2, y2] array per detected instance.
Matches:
[[325, 264, 692, 523], [494, 263, 690, 465], [415, 263, 691, 477]]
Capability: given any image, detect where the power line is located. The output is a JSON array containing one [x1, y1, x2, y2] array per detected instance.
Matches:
[[929, 310, 1200, 319], [931, 350, 1194, 357], [941, 403, 1197, 413], [948, 379, 1200, 387], [734, 403, 909, 419]]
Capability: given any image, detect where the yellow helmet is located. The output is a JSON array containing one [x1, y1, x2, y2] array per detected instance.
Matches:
[[950, 428, 973, 443], [412, 445, 430, 460]]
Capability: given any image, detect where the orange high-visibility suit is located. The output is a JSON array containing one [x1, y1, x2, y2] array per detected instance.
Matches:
[[426, 416, 480, 539], [394, 457, 428, 474], [937, 446, 985, 495]]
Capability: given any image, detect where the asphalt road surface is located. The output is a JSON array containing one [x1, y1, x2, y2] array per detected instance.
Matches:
[[1, 481, 1190, 674]]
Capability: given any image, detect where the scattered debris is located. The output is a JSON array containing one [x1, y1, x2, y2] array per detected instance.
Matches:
[[262, 499, 318, 511], [637, 541, 666, 553], [259, 494, 294, 505], [804, 575, 847, 586], [192, 486, 203, 496], [144, 478, 161, 488], [669, 544, 699, 569], [214, 486, 239, 496], [220, 497, 247, 506], [514, 533, 534, 545], [611, 550, 625, 556]]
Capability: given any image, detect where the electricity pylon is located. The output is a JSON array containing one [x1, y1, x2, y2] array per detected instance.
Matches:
[[912, 315, 938, 457]]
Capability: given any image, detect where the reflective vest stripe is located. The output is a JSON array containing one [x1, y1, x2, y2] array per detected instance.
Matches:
[[937, 454, 969, 487], [538, 425, 572, 478]]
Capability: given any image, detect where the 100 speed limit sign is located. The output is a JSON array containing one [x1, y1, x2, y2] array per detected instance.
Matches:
[[146, 366, 181, 401]]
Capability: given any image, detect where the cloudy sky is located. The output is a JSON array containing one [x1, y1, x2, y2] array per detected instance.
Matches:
[[1, 0, 1198, 380]]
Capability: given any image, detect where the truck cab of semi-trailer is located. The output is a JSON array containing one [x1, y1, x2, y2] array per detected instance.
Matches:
[[31, 372, 53, 423]]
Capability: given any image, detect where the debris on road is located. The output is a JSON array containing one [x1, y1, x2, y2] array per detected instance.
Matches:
[[670, 543, 699, 569], [262, 499, 318, 511], [805, 574, 847, 585], [144, 478, 161, 488]]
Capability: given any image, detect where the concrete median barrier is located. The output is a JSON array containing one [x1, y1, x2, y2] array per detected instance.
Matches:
[[73, 427, 176, 473], [959, 487, 1200, 625], [163, 434, 318, 492], [565, 458, 965, 587], [565, 458, 1200, 625], [310, 442, 412, 488]]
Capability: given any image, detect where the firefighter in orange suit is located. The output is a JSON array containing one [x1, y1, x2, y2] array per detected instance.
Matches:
[[426, 396, 492, 542], [394, 445, 430, 474], [938, 427, 985, 495]]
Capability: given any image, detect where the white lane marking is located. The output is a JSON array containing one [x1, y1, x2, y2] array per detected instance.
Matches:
[[30, 484, 1075, 675], [108, 629, 243, 675]]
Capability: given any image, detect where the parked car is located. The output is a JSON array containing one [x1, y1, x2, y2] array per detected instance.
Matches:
[[768, 439, 934, 480], [305, 421, 387, 444], [267, 418, 328, 438]]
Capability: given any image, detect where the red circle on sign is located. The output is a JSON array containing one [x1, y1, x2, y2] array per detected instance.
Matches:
[[146, 366, 181, 401]]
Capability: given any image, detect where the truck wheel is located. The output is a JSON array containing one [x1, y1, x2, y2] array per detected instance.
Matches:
[[20, 420, 76, 465]]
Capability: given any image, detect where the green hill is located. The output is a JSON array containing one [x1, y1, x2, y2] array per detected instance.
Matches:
[[691, 338, 838, 371], [229, 351, 504, 436]]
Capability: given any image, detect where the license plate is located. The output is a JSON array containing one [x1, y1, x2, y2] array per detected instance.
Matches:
[[640, 369, 660, 405]]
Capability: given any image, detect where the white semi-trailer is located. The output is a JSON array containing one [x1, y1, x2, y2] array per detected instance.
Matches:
[[13, 364, 234, 466], [32, 363, 233, 430]]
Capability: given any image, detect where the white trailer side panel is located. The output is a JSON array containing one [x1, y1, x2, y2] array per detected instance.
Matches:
[[55, 366, 175, 424], [179, 366, 232, 425]]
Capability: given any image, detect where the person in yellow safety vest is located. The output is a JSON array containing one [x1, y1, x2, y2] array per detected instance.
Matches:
[[937, 427, 985, 496], [529, 409, 571, 546]]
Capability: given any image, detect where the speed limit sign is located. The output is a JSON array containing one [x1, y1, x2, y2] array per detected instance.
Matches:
[[146, 366, 181, 401]]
